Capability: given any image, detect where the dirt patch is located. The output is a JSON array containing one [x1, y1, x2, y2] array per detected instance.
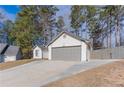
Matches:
[[45, 60, 124, 87], [0, 59, 36, 71]]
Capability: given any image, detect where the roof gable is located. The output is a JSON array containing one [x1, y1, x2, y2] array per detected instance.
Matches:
[[33, 45, 46, 49], [47, 31, 89, 47]]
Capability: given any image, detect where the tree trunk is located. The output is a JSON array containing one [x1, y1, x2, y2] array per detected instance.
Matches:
[[109, 28, 112, 48], [115, 15, 120, 47], [106, 34, 109, 48], [106, 18, 109, 48], [117, 16, 121, 46], [115, 18, 118, 47], [109, 12, 112, 48]]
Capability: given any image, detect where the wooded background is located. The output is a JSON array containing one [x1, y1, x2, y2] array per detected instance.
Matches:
[[0, 5, 124, 58]]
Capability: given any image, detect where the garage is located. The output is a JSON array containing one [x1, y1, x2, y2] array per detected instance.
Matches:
[[52, 46, 81, 61], [47, 31, 90, 62]]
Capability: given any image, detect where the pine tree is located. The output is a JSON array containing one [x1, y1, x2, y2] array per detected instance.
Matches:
[[10, 5, 58, 58], [56, 16, 65, 34]]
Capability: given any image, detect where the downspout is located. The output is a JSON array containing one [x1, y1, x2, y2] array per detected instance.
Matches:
[[86, 46, 88, 62]]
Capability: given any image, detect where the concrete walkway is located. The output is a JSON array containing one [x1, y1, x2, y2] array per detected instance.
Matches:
[[0, 59, 118, 87]]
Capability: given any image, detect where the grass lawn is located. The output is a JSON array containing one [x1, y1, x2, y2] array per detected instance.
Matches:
[[45, 60, 124, 87], [0, 59, 36, 71]]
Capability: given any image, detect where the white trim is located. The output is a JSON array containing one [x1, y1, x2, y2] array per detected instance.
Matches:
[[33, 46, 42, 59], [51, 33, 82, 47], [81, 42, 87, 62], [48, 45, 52, 60], [48, 33, 88, 62]]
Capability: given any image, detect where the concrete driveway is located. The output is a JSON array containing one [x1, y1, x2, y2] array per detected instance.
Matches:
[[0, 60, 118, 87]]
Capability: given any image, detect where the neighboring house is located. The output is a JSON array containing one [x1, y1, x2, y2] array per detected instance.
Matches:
[[47, 31, 91, 62], [0, 43, 21, 62], [0, 43, 8, 63], [33, 45, 48, 59], [4, 45, 22, 62]]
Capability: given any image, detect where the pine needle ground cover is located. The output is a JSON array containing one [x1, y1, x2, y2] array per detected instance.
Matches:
[[45, 60, 124, 87], [0, 59, 36, 71]]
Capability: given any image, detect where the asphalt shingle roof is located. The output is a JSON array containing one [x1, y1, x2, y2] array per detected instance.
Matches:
[[4, 45, 20, 56], [0, 43, 7, 54]]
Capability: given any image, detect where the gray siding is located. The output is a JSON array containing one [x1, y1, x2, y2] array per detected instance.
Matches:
[[90, 46, 124, 59], [52, 46, 81, 61]]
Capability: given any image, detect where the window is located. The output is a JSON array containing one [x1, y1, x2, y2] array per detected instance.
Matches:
[[35, 50, 39, 57]]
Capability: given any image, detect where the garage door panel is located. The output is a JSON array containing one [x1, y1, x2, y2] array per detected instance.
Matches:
[[52, 46, 81, 61]]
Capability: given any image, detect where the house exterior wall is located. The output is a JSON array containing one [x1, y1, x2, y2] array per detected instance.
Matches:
[[81, 42, 87, 61], [4, 56, 16, 62], [33, 46, 42, 59], [5, 50, 21, 62], [43, 48, 48, 59], [51, 33, 82, 47], [48, 33, 87, 61], [48, 45, 52, 60]]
